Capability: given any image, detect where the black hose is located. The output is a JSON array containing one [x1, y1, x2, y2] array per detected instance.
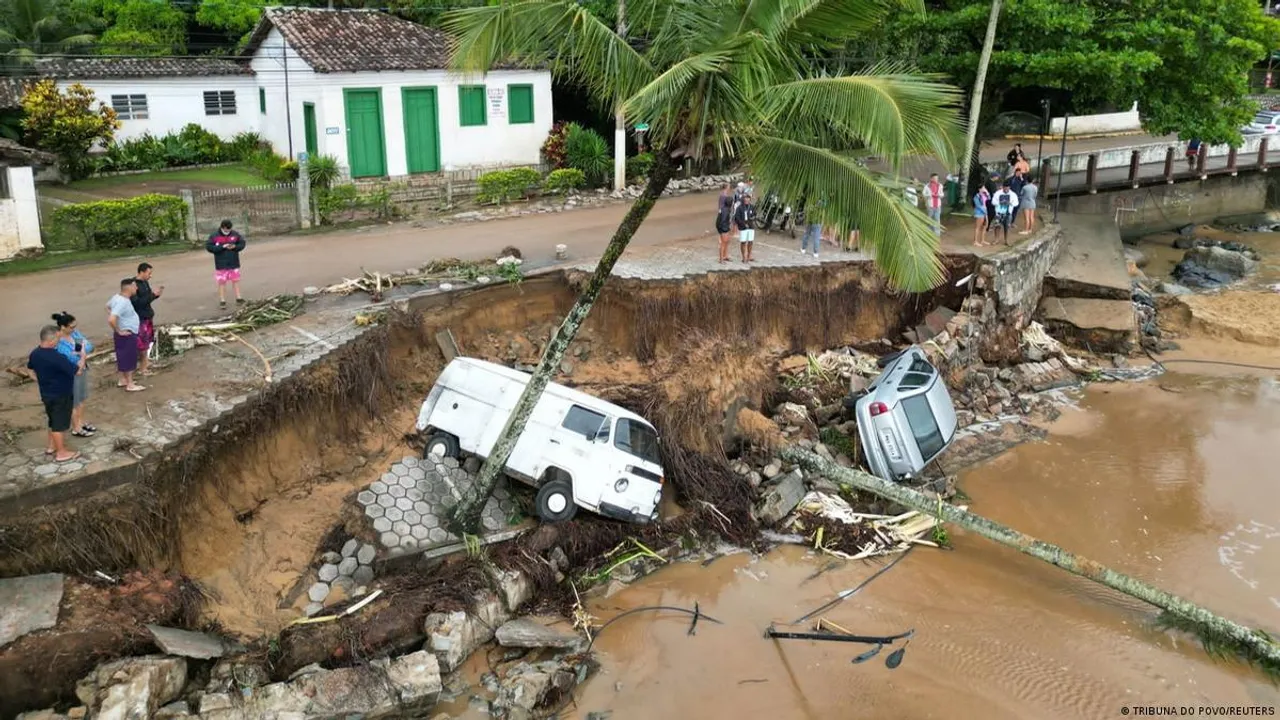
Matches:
[[586, 605, 724, 653], [787, 545, 916, 625]]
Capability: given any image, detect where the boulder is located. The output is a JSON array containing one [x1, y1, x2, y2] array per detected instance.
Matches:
[[146, 625, 230, 660], [423, 590, 509, 671], [755, 470, 805, 525], [492, 660, 580, 715], [75, 656, 186, 720], [0, 573, 64, 648], [1173, 245, 1258, 288], [495, 618, 581, 649], [761, 460, 782, 480]]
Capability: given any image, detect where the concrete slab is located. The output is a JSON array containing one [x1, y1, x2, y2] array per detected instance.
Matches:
[[0, 573, 63, 648], [495, 618, 581, 649], [1046, 214, 1132, 301], [145, 624, 229, 659], [1038, 297, 1137, 354]]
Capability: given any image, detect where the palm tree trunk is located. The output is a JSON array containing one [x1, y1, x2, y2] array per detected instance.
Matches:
[[778, 446, 1280, 675], [958, 0, 1002, 196], [449, 150, 678, 535]]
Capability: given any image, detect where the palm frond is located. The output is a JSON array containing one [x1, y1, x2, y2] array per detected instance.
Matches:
[[59, 33, 97, 49], [444, 0, 655, 110], [773, 0, 923, 47], [757, 64, 965, 169], [748, 135, 945, 291], [1156, 610, 1280, 682]]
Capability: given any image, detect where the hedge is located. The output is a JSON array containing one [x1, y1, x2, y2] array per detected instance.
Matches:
[[477, 167, 543, 205], [48, 194, 188, 250]]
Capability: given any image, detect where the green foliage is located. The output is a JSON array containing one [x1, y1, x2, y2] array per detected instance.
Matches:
[[98, 126, 266, 173], [563, 123, 610, 186], [625, 151, 654, 182], [539, 120, 571, 168], [68, 0, 187, 54], [244, 148, 296, 183], [542, 167, 586, 194], [476, 166, 543, 204], [818, 426, 857, 459], [0, 0, 96, 68], [20, 80, 119, 180], [0, 110, 23, 142], [195, 0, 268, 37], [48, 193, 187, 250], [313, 183, 399, 225], [305, 154, 341, 189], [865, 0, 1280, 146]]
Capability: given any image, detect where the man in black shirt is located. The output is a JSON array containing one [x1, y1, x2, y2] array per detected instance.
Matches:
[[131, 262, 163, 377]]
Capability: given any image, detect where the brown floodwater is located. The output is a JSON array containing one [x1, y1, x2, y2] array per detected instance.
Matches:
[[1135, 228, 1280, 289], [560, 375, 1280, 719]]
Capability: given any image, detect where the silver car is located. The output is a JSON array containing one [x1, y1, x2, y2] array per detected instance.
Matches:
[[851, 346, 958, 481]]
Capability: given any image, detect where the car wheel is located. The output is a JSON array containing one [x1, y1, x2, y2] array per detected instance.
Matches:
[[423, 433, 459, 461], [535, 478, 577, 523], [875, 349, 905, 369]]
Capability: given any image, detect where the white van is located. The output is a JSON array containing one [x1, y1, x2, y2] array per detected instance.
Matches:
[[415, 357, 665, 524]]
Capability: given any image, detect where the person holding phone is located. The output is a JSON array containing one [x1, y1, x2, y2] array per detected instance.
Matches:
[[52, 311, 95, 437], [131, 262, 163, 377], [107, 278, 145, 392]]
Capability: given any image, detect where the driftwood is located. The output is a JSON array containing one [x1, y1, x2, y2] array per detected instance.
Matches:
[[780, 446, 1280, 680]]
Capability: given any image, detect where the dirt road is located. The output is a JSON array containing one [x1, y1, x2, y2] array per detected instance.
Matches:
[[0, 193, 718, 358]]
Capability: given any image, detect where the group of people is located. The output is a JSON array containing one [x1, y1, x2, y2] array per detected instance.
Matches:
[[24, 220, 248, 464], [972, 143, 1039, 247], [715, 181, 862, 263]]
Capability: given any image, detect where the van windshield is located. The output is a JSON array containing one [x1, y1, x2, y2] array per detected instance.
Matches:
[[614, 419, 662, 465]]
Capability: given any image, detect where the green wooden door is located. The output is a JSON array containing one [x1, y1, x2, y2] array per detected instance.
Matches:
[[343, 89, 386, 178], [402, 87, 441, 174], [303, 102, 318, 157]]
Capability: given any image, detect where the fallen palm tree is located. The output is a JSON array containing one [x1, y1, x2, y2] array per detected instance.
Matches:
[[779, 446, 1280, 680]]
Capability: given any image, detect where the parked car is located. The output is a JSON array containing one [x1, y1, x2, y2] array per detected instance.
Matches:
[[845, 346, 958, 482], [416, 357, 665, 524], [1244, 111, 1280, 135]]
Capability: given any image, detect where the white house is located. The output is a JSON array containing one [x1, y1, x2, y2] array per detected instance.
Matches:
[[241, 8, 553, 177], [9, 8, 553, 179], [0, 139, 52, 260]]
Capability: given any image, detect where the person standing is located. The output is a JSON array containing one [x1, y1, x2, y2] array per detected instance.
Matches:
[[734, 192, 757, 263], [984, 172, 1001, 235], [973, 186, 991, 247], [1008, 169, 1027, 227], [991, 182, 1020, 246], [1186, 138, 1202, 172], [715, 184, 734, 263], [27, 325, 79, 463], [52, 312, 95, 438], [108, 278, 145, 392], [207, 220, 246, 309], [131, 262, 163, 377], [801, 198, 823, 258], [1020, 177, 1039, 235], [921, 173, 944, 237], [1007, 143, 1023, 173]]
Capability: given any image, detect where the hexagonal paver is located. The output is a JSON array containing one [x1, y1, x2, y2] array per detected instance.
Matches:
[[413, 501, 431, 515], [403, 510, 421, 525], [392, 520, 411, 537], [318, 563, 339, 582], [427, 527, 450, 544], [388, 484, 406, 499], [357, 490, 376, 505], [399, 535, 419, 549], [376, 494, 394, 508], [407, 488, 424, 502], [407, 466, 427, 481], [338, 557, 358, 576], [357, 544, 376, 565], [308, 582, 330, 603], [364, 504, 385, 519], [410, 525, 429, 540], [342, 539, 359, 558], [482, 515, 502, 532], [353, 566, 375, 585], [391, 465, 408, 478], [401, 457, 418, 469], [384, 506, 403, 523], [380, 531, 399, 548], [370, 480, 388, 494], [424, 514, 440, 530], [394, 497, 413, 512], [373, 517, 392, 533]]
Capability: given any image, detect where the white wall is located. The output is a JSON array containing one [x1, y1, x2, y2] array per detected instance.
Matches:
[[1050, 102, 1142, 136], [0, 167, 43, 260], [58, 76, 258, 141], [248, 33, 554, 176]]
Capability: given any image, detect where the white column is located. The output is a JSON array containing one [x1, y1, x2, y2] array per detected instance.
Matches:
[[9, 167, 43, 251]]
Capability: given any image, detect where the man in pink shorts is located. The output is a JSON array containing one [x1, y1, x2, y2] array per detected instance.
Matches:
[[206, 219, 246, 309]]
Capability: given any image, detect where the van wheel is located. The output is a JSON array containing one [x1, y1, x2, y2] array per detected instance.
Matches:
[[423, 433, 459, 461], [535, 479, 577, 523], [876, 349, 905, 369]]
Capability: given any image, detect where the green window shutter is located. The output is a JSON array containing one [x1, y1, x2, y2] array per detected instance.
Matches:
[[259, 87, 266, 114], [507, 84, 534, 124], [458, 85, 487, 127]]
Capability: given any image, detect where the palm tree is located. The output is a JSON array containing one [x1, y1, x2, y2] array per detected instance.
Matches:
[[444, 0, 965, 533], [1, 0, 96, 70]]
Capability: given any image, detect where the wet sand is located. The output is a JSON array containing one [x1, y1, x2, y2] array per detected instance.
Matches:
[[569, 378, 1280, 719]]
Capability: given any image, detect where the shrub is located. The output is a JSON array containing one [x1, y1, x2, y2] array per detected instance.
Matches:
[[244, 148, 296, 183], [313, 183, 398, 224], [626, 152, 655, 182], [540, 121, 572, 168], [306, 154, 341, 189], [20, 80, 120, 180], [175, 123, 225, 165], [226, 131, 267, 160], [101, 133, 167, 172], [48, 194, 187, 250], [477, 167, 543, 204], [543, 167, 586, 194], [563, 123, 611, 186]]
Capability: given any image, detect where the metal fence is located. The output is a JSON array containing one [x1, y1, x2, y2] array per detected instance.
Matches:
[[190, 182, 300, 239]]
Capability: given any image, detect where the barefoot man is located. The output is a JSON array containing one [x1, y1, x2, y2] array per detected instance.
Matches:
[[107, 278, 145, 392]]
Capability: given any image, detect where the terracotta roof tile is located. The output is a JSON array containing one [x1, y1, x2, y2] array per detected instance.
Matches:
[[0, 77, 28, 109], [31, 57, 252, 79], [253, 8, 452, 73]]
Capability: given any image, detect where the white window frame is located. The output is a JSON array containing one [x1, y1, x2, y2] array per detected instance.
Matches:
[[110, 94, 149, 120], [203, 90, 237, 116]]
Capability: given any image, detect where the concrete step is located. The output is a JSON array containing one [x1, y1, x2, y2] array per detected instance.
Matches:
[[1046, 213, 1132, 301], [1037, 297, 1137, 354]]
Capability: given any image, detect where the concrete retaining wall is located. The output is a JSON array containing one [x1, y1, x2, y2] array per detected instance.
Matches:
[[977, 224, 1066, 319], [1050, 103, 1141, 136], [1059, 174, 1268, 237]]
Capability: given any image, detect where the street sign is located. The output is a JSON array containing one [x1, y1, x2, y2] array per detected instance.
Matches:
[[634, 123, 649, 132], [297, 152, 309, 163]]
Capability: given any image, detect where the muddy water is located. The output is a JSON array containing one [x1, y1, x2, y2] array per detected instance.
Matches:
[[1136, 228, 1280, 289], [566, 378, 1280, 719]]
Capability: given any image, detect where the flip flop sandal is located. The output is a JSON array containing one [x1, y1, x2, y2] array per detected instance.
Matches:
[[56, 453, 81, 464], [45, 449, 54, 456], [81, 424, 97, 432], [72, 428, 95, 437], [125, 385, 146, 392]]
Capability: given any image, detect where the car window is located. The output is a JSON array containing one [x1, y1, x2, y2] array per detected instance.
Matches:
[[562, 405, 607, 439], [899, 372, 932, 390], [901, 395, 946, 460], [1255, 113, 1273, 124], [615, 419, 662, 465], [907, 357, 934, 375]]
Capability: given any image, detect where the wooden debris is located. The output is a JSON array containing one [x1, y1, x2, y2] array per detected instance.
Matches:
[[785, 491, 942, 560]]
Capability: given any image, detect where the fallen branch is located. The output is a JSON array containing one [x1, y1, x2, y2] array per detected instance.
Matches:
[[780, 446, 1280, 680]]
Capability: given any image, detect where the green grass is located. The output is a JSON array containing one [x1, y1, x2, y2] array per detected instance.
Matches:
[[64, 164, 269, 193], [0, 243, 192, 276]]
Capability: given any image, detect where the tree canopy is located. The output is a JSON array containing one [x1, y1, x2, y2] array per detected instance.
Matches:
[[863, 0, 1280, 145]]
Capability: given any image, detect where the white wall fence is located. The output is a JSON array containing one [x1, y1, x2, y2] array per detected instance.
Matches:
[[1047, 133, 1269, 175], [0, 167, 44, 260], [1049, 102, 1142, 137]]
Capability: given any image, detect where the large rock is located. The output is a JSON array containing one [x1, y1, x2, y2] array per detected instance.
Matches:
[[492, 660, 579, 715], [196, 650, 441, 719], [1173, 245, 1259, 288], [146, 625, 229, 660], [755, 470, 805, 526], [75, 656, 187, 720], [423, 589, 510, 671], [0, 573, 64, 648], [495, 618, 581, 649]]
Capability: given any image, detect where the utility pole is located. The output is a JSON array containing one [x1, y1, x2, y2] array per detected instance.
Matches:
[[958, 0, 1002, 203], [282, 45, 294, 159], [613, 0, 627, 191]]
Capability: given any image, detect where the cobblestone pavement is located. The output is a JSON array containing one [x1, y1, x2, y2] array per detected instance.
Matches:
[[357, 455, 515, 557]]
